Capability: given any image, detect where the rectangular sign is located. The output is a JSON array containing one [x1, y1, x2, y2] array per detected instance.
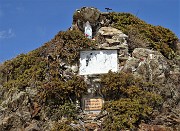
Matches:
[[84, 98, 103, 111], [79, 50, 118, 75]]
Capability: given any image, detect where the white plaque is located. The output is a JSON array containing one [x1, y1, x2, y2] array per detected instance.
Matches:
[[79, 50, 118, 75]]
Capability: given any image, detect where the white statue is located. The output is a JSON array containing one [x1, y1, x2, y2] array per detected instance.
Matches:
[[84, 21, 92, 39]]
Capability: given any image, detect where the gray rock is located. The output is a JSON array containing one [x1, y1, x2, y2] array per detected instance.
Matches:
[[122, 48, 180, 129], [98, 27, 127, 37], [70, 65, 79, 74], [132, 48, 161, 59], [97, 27, 128, 45], [123, 48, 169, 82], [24, 122, 40, 131]]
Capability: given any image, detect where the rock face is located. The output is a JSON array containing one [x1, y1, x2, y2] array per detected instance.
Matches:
[[123, 48, 169, 82], [0, 88, 38, 131], [0, 86, 61, 131], [122, 48, 180, 130], [97, 27, 128, 46]]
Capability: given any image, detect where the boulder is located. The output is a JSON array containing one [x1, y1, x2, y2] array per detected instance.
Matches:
[[98, 27, 127, 37], [73, 7, 100, 24], [122, 48, 169, 82], [97, 27, 128, 46], [132, 48, 161, 59]]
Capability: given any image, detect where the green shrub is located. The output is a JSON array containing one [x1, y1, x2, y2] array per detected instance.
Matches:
[[109, 12, 178, 59], [102, 98, 152, 130], [51, 120, 75, 131], [45, 102, 78, 121], [49, 30, 96, 64], [100, 71, 162, 130], [38, 75, 87, 106]]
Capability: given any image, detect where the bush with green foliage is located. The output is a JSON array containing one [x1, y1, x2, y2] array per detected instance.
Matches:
[[0, 29, 95, 84], [0, 30, 92, 131], [44, 102, 78, 121], [38, 75, 87, 106], [100, 71, 162, 130], [109, 12, 178, 59], [44, 30, 96, 64], [0, 30, 93, 109], [51, 120, 75, 131]]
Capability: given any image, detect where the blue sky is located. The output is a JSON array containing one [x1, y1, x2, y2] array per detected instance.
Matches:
[[0, 0, 179, 63]]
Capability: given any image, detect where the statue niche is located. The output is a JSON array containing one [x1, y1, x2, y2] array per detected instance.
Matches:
[[72, 7, 102, 38]]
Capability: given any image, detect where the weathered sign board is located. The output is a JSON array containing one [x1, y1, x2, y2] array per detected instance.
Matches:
[[79, 50, 118, 75], [84, 98, 103, 111]]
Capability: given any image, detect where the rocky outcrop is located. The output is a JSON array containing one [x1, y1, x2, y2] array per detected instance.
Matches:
[[97, 27, 128, 46], [121, 48, 180, 130], [122, 48, 169, 82], [0, 86, 64, 131], [0, 86, 50, 131]]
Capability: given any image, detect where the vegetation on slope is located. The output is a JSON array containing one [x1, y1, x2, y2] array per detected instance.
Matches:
[[0, 30, 95, 109], [100, 71, 162, 130], [0, 30, 94, 80], [109, 12, 178, 59]]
